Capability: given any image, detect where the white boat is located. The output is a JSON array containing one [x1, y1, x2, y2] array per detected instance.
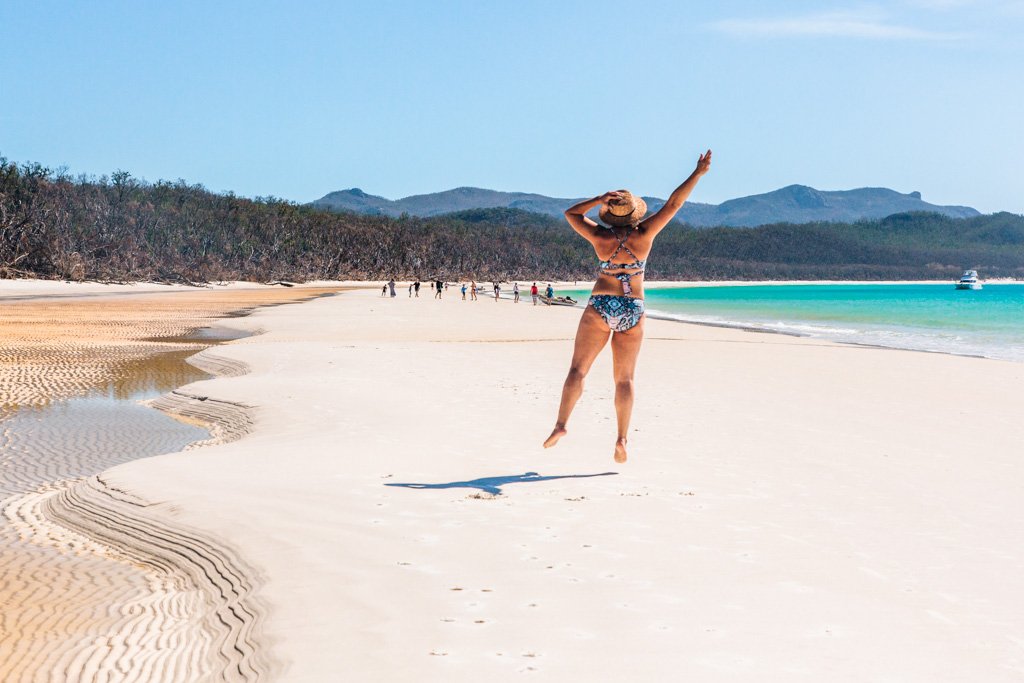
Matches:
[[955, 270, 982, 290]]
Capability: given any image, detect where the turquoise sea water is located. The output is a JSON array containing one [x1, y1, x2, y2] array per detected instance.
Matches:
[[562, 284, 1024, 362]]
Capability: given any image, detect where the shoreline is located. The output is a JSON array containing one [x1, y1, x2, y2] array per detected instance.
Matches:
[[638, 279, 1023, 287], [542, 284, 1023, 364], [638, 309, 1016, 363], [11, 275, 1013, 365], [363, 277, 1024, 365], [2, 276, 1020, 294], [0, 279, 374, 301], [514, 302, 1011, 364]]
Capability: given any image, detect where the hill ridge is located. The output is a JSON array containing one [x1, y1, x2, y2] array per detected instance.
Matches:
[[311, 184, 979, 227]]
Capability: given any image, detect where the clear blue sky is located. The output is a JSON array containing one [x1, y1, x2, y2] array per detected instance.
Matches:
[[2, 1, 1022, 212]]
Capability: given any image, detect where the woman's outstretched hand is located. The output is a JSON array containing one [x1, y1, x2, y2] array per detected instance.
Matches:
[[695, 149, 712, 176]]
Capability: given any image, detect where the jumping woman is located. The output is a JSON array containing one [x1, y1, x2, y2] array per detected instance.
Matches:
[[543, 150, 712, 462]]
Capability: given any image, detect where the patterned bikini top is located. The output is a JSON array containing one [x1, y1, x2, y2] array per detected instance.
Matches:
[[598, 231, 647, 273], [598, 230, 647, 295]]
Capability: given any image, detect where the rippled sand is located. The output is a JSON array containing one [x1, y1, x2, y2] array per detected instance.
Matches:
[[0, 288, 336, 409], [0, 286, 341, 682]]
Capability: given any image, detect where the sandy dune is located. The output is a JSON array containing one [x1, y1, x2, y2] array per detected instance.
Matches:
[[76, 285, 1024, 681]]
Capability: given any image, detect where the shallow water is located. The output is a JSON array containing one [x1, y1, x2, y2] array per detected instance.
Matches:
[[0, 349, 210, 497], [0, 343, 214, 499], [561, 283, 1024, 362], [0, 286, 341, 681], [0, 346, 216, 680]]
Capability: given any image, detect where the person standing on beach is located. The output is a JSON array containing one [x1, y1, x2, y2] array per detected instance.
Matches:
[[471, 280, 478, 301], [531, 282, 539, 305], [381, 283, 388, 297], [545, 283, 554, 299], [388, 279, 396, 297], [494, 282, 501, 301], [461, 283, 467, 300], [408, 282, 413, 297], [414, 280, 421, 297], [544, 150, 712, 462], [513, 282, 520, 303], [435, 280, 443, 299]]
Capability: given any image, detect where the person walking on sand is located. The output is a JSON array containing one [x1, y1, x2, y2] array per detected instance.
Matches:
[[545, 283, 554, 299], [408, 282, 413, 297], [435, 279, 443, 299], [531, 282, 539, 305], [388, 278, 396, 297], [414, 280, 421, 297], [381, 283, 388, 297], [494, 282, 501, 302], [544, 150, 712, 462], [461, 283, 467, 300], [513, 282, 520, 303], [471, 280, 478, 301]]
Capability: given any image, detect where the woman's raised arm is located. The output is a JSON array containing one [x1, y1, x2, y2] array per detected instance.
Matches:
[[564, 191, 623, 239], [640, 150, 712, 235]]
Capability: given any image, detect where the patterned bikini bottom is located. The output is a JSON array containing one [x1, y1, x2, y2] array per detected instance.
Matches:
[[588, 294, 646, 333]]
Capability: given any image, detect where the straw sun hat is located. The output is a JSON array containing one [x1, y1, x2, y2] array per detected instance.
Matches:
[[598, 190, 647, 227]]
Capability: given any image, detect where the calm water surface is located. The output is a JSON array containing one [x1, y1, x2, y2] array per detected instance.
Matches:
[[0, 349, 211, 496], [560, 283, 1024, 362]]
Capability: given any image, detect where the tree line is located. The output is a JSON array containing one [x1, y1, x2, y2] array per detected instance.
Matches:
[[2, 156, 1022, 283]]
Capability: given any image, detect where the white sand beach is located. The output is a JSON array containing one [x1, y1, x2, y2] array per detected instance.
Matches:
[[5, 282, 1024, 681]]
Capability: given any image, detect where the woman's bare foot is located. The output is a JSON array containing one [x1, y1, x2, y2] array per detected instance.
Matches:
[[614, 437, 628, 463], [543, 425, 567, 448]]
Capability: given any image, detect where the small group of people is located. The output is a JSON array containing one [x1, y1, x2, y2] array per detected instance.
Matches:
[[454, 280, 555, 304], [384, 278, 560, 305], [381, 279, 445, 298]]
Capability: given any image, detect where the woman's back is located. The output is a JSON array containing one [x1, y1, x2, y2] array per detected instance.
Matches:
[[591, 227, 652, 297]]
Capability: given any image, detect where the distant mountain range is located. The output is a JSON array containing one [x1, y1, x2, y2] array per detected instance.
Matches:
[[311, 185, 980, 227]]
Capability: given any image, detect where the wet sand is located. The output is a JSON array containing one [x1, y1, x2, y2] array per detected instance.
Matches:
[[0, 284, 343, 683]]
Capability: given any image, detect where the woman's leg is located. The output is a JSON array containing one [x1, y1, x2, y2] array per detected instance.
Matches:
[[544, 306, 610, 448], [609, 316, 645, 462]]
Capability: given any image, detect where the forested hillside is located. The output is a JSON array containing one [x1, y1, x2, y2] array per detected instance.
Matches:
[[2, 158, 1022, 283]]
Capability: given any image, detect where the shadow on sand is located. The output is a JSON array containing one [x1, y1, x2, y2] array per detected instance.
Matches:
[[385, 471, 618, 496]]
